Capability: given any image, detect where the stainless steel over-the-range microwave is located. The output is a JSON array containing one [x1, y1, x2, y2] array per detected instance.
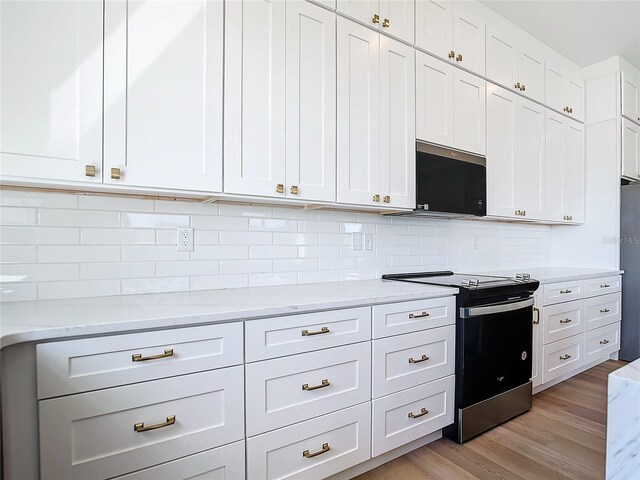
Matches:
[[397, 142, 487, 218]]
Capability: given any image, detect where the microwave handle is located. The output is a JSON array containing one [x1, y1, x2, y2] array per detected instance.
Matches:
[[460, 297, 534, 318]]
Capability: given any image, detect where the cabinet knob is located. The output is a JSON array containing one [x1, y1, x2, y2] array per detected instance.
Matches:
[[110, 167, 121, 180], [373, 194, 380, 202], [85, 165, 96, 177], [382, 18, 390, 28], [456, 53, 462, 62], [372, 13, 380, 24], [521, 84, 526, 91], [290, 185, 299, 195], [569, 107, 573, 113], [448, 50, 455, 59], [515, 82, 521, 90], [383, 195, 390, 203], [276, 183, 285, 194]]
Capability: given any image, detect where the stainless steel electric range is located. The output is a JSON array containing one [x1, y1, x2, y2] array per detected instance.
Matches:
[[382, 271, 540, 443]]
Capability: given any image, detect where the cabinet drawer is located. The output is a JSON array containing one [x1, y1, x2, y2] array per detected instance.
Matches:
[[583, 275, 621, 297], [372, 375, 454, 457], [372, 296, 455, 338], [245, 342, 371, 436], [543, 280, 583, 305], [585, 322, 620, 365], [542, 300, 583, 344], [245, 307, 371, 362], [542, 335, 583, 384], [113, 440, 245, 480], [39, 367, 244, 480], [373, 325, 455, 398], [247, 402, 371, 480], [584, 293, 621, 330], [37, 322, 243, 399]]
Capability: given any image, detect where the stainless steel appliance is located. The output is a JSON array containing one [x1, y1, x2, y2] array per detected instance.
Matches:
[[382, 271, 540, 443], [393, 142, 486, 218], [620, 183, 640, 361]]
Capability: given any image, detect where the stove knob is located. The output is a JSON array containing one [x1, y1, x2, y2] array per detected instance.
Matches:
[[516, 273, 523, 281], [469, 279, 479, 287], [461, 281, 469, 287], [522, 273, 531, 281]]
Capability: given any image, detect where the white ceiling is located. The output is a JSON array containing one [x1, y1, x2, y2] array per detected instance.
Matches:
[[480, 1, 640, 69]]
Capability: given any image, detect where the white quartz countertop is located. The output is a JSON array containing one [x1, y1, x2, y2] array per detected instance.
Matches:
[[479, 267, 623, 285], [0, 279, 457, 349]]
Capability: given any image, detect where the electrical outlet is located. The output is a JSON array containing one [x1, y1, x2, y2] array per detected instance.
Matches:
[[177, 228, 194, 252], [352, 232, 363, 251], [364, 233, 373, 250]]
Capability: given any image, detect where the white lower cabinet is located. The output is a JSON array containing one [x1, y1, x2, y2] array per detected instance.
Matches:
[[542, 334, 583, 384], [113, 441, 246, 480], [584, 322, 621, 365], [247, 402, 372, 480], [372, 375, 454, 457], [542, 300, 583, 344], [584, 293, 622, 330], [39, 367, 245, 480]]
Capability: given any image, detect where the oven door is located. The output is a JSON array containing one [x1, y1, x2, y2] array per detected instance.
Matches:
[[459, 297, 533, 408]]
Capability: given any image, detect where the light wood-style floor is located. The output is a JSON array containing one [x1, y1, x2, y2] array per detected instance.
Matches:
[[355, 360, 627, 480]]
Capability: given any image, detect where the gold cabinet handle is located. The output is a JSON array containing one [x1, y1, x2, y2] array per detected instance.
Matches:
[[132, 348, 174, 362], [382, 18, 390, 28], [522, 210, 526, 216], [303, 443, 330, 458], [560, 289, 572, 294], [85, 165, 96, 177], [559, 318, 572, 324], [372, 13, 380, 24], [600, 308, 610, 313], [276, 183, 285, 194], [600, 339, 610, 345], [290, 185, 299, 195], [521, 84, 526, 91], [302, 326, 329, 336], [383, 195, 391, 203], [111, 167, 121, 180], [456, 53, 462, 62], [408, 407, 429, 419], [533, 306, 540, 325], [409, 354, 429, 364], [515, 82, 521, 90], [600, 284, 610, 288], [302, 379, 330, 391], [448, 50, 455, 59], [569, 107, 573, 113], [559, 354, 572, 360], [409, 311, 430, 319], [134, 415, 176, 433], [373, 194, 380, 202]]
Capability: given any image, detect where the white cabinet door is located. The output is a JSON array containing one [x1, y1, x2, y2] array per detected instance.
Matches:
[[415, 0, 453, 60], [0, 0, 103, 183], [545, 63, 565, 116], [544, 109, 565, 222], [517, 45, 545, 104], [415, 52, 454, 148], [563, 120, 584, 223], [104, 0, 223, 192], [380, 0, 414, 44], [225, 0, 286, 197], [486, 23, 517, 92], [380, 36, 415, 209], [337, 0, 378, 27], [545, 60, 584, 122], [487, 84, 518, 217], [337, 18, 381, 206], [453, 68, 486, 155], [515, 98, 545, 220], [285, 1, 336, 202], [452, 4, 485, 76], [622, 70, 640, 123], [622, 118, 640, 181], [565, 76, 584, 122]]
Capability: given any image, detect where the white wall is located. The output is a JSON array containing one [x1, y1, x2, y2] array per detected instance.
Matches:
[[0, 189, 552, 301]]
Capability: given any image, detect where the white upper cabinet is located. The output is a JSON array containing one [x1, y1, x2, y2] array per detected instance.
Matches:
[[545, 56, 584, 122], [225, 0, 286, 197], [621, 69, 640, 124], [486, 21, 545, 103], [285, 1, 336, 202], [0, 0, 103, 183], [622, 118, 640, 181], [104, 0, 223, 192], [487, 84, 545, 220], [338, 0, 414, 44], [563, 120, 585, 223], [415, 1, 484, 76], [337, 17, 381, 206], [379, 36, 416, 209], [416, 52, 485, 155]]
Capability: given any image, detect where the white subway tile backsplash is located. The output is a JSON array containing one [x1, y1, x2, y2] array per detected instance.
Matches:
[[0, 192, 553, 301]]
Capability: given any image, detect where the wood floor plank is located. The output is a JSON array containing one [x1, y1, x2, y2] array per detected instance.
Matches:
[[354, 360, 625, 480]]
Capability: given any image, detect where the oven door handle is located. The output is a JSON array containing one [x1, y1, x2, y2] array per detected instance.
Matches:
[[460, 297, 535, 318]]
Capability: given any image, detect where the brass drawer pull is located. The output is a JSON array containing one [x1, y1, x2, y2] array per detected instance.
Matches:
[[302, 326, 329, 336], [600, 339, 610, 345], [559, 354, 572, 360], [373, 194, 381, 202], [600, 308, 610, 313], [134, 415, 176, 432], [85, 165, 96, 177], [276, 183, 285, 194], [559, 318, 572, 324], [600, 284, 610, 288], [408, 407, 429, 419], [303, 443, 330, 458], [456, 53, 462, 62], [409, 311, 430, 319], [372, 13, 380, 24], [132, 348, 174, 362], [559, 289, 572, 294], [302, 379, 330, 391], [382, 18, 390, 28], [448, 50, 455, 59], [111, 167, 121, 180], [383, 195, 391, 203], [409, 354, 429, 364], [290, 185, 299, 195]]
